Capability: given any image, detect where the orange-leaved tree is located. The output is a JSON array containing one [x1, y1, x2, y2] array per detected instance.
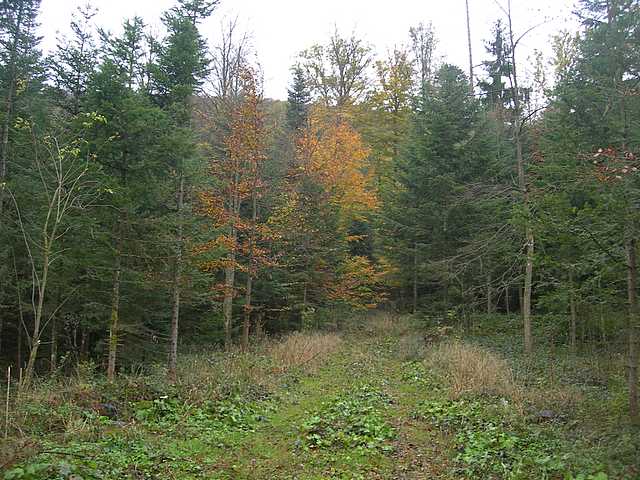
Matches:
[[198, 67, 268, 348]]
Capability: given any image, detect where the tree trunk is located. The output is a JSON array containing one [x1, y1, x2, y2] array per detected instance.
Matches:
[[505, 0, 534, 356], [413, 242, 418, 314], [505, 286, 511, 315], [16, 319, 21, 373], [50, 315, 57, 374], [223, 230, 236, 349], [465, 0, 474, 94], [523, 224, 534, 355], [107, 241, 122, 382], [22, 244, 51, 390], [80, 330, 88, 362], [569, 270, 577, 353], [242, 192, 258, 352], [626, 239, 638, 422], [255, 312, 264, 341], [168, 174, 184, 382], [242, 276, 253, 351], [487, 273, 493, 314]]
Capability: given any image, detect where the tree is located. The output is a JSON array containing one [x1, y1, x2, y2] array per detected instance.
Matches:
[[49, 4, 98, 115], [0, 0, 44, 374], [83, 56, 176, 381], [286, 66, 311, 132], [198, 68, 267, 348], [154, 0, 216, 380], [99, 16, 146, 89], [382, 64, 493, 313], [299, 29, 373, 107], [0, 0, 42, 221], [8, 115, 101, 389], [408, 22, 437, 93]]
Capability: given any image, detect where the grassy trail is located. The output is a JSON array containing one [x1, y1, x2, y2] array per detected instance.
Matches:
[[203, 328, 450, 479], [8, 316, 633, 479]]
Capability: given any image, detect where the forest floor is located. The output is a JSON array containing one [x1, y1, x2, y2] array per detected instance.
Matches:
[[2, 314, 639, 479]]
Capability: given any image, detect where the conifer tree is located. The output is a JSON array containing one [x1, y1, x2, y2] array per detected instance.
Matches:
[[154, 0, 217, 380], [286, 66, 311, 132]]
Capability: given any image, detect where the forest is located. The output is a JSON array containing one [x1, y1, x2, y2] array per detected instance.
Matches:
[[1, 0, 640, 478]]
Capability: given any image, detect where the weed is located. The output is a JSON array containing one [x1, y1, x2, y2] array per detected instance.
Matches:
[[300, 385, 395, 452]]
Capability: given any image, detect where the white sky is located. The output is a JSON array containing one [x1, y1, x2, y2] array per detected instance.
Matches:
[[39, 0, 578, 99]]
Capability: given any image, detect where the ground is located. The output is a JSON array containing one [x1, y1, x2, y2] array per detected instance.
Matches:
[[3, 314, 638, 479]]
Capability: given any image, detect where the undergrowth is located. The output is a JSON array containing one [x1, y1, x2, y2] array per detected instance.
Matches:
[[300, 384, 395, 452]]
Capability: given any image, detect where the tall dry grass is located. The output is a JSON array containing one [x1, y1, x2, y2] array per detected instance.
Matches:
[[424, 341, 585, 414], [425, 340, 521, 402], [269, 332, 341, 373]]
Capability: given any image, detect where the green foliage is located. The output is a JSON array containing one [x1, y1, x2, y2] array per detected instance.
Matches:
[[301, 385, 395, 451], [414, 398, 582, 478]]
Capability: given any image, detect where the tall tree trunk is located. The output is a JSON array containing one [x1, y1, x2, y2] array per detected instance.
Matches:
[[22, 236, 52, 390], [49, 315, 57, 374], [223, 228, 237, 349], [413, 242, 418, 314], [626, 238, 638, 422], [505, 286, 511, 315], [168, 174, 184, 382], [242, 193, 257, 352], [465, 0, 474, 94], [486, 273, 493, 314], [506, 0, 534, 355], [569, 270, 577, 353], [107, 235, 122, 382]]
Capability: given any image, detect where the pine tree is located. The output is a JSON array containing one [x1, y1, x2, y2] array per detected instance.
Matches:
[[478, 20, 512, 114], [0, 0, 44, 376], [154, 0, 217, 381], [100, 16, 146, 89], [49, 4, 98, 114], [286, 66, 310, 132]]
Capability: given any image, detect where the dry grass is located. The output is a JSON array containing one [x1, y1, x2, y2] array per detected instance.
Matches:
[[425, 340, 521, 402], [424, 341, 586, 415], [269, 332, 341, 373], [359, 311, 414, 338], [398, 334, 425, 361]]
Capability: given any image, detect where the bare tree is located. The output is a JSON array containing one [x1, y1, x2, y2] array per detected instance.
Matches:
[[465, 0, 475, 94], [210, 18, 250, 102], [409, 22, 437, 91]]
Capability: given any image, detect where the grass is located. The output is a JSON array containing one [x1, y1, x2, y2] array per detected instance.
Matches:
[[2, 313, 639, 479], [425, 340, 521, 401]]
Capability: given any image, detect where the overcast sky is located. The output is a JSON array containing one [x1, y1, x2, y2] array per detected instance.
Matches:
[[38, 0, 578, 99]]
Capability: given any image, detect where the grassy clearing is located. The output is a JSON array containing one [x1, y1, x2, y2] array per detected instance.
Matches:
[[2, 314, 639, 479]]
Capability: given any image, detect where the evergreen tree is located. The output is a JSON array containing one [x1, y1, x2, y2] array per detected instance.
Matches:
[[154, 0, 217, 380], [286, 66, 311, 132], [0, 0, 44, 374], [49, 4, 98, 114]]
